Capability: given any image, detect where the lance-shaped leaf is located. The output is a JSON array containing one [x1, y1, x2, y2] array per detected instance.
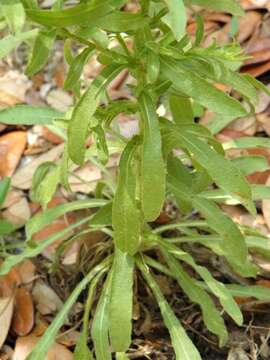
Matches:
[[1, 0, 25, 34], [161, 57, 247, 119], [74, 271, 105, 360], [162, 0, 186, 41], [137, 258, 202, 360], [26, 198, 107, 240], [192, 196, 257, 277], [139, 92, 165, 221], [161, 248, 228, 347], [161, 242, 244, 326], [112, 138, 141, 255], [167, 156, 256, 276], [0, 216, 92, 276], [64, 46, 95, 91], [25, 1, 112, 27], [224, 136, 270, 150], [179, 130, 255, 214], [0, 105, 62, 125], [95, 11, 148, 32], [169, 94, 194, 125], [26, 258, 110, 360], [26, 28, 56, 76], [92, 271, 113, 360], [187, 0, 244, 16], [109, 248, 134, 352], [68, 63, 124, 165]]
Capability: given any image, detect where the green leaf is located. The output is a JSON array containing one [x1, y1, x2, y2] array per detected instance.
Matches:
[[0, 220, 14, 235], [68, 63, 124, 165], [26, 199, 107, 240], [167, 156, 256, 276], [162, 0, 186, 41], [226, 284, 270, 300], [64, 46, 94, 91], [95, 11, 148, 32], [109, 248, 134, 352], [224, 137, 270, 150], [0, 29, 38, 59], [192, 197, 256, 277], [187, 0, 244, 16], [116, 353, 129, 360], [161, 57, 247, 118], [74, 271, 105, 360], [112, 138, 141, 255], [179, 130, 255, 214], [33, 165, 60, 208], [25, 1, 113, 27], [26, 258, 110, 360], [92, 271, 113, 360], [0, 177, 11, 208], [232, 156, 269, 175], [169, 94, 194, 125], [1, 0, 25, 34], [137, 257, 202, 360], [90, 202, 112, 227], [0, 215, 92, 276], [0, 105, 62, 125], [26, 29, 56, 76], [146, 49, 160, 84], [161, 248, 228, 347], [162, 242, 244, 325], [139, 92, 166, 221]]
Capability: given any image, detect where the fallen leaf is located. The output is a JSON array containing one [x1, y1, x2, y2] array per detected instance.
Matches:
[[46, 89, 73, 112], [0, 70, 31, 106], [0, 296, 14, 348], [41, 127, 64, 145], [13, 335, 73, 360], [2, 196, 31, 227], [16, 260, 36, 289], [12, 288, 34, 336], [0, 267, 21, 297], [0, 132, 27, 178], [32, 280, 63, 315], [237, 11, 262, 43], [12, 144, 64, 190], [242, 60, 270, 77]]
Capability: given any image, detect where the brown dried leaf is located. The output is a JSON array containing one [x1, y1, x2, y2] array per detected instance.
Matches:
[[13, 336, 73, 360], [12, 288, 34, 336], [12, 144, 64, 190], [2, 197, 31, 227], [32, 280, 63, 316], [0, 296, 14, 348], [0, 132, 27, 178]]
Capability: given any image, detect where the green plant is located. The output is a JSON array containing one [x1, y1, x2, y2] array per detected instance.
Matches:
[[1, 0, 270, 359]]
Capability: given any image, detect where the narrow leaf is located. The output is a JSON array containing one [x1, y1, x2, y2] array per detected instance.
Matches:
[[162, 248, 228, 347], [139, 92, 165, 221], [92, 271, 113, 360], [26, 258, 110, 360], [68, 63, 124, 165], [26, 29, 56, 76], [112, 138, 141, 255], [162, 0, 186, 41], [109, 248, 134, 352], [26, 199, 107, 240], [0, 105, 62, 125], [137, 258, 202, 360]]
